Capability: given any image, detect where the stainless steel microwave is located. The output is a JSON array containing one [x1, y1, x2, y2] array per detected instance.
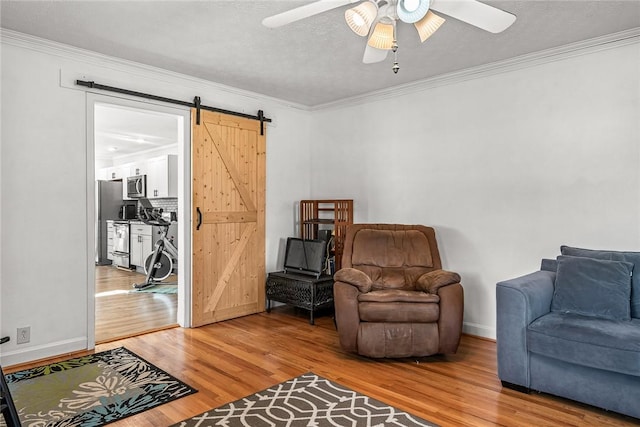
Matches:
[[127, 175, 146, 198]]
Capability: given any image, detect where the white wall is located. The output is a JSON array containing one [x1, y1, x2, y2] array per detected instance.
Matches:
[[309, 40, 640, 338], [0, 31, 312, 365], [2, 30, 638, 366]]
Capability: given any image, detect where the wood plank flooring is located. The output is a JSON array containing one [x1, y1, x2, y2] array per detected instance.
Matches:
[[12, 306, 636, 427], [95, 265, 177, 342]]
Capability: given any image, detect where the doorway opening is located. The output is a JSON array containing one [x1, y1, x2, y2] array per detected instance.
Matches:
[[87, 94, 191, 345]]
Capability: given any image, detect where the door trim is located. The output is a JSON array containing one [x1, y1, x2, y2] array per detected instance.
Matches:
[[86, 93, 192, 349]]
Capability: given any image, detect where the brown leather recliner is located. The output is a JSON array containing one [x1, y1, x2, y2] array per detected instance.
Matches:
[[333, 224, 464, 358]]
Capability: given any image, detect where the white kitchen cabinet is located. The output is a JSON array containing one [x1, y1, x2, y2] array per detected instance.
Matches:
[[98, 164, 133, 200], [103, 166, 120, 181], [122, 180, 130, 201], [130, 223, 153, 270], [117, 163, 133, 200], [103, 164, 131, 181], [146, 154, 177, 198], [130, 162, 147, 177], [99, 166, 112, 180], [96, 167, 108, 181]]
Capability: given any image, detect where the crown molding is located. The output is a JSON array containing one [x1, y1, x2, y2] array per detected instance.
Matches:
[[2, 27, 638, 113], [311, 27, 640, 111], [0, 29, 310, 112]]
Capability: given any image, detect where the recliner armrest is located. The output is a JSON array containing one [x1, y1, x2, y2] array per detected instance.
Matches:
[[334, 268, 372, 293], [416, 270, 461, 293]]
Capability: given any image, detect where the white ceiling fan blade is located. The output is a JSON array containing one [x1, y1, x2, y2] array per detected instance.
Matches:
[[262, 0, 358, 28], [363, 44, 388, 64], [430, 0, 516, 33]]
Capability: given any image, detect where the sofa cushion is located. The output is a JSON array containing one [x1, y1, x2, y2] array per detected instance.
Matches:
[[528, 312, 640, 376], [551, 255, 632, 321], [561, 246, 640, 318]]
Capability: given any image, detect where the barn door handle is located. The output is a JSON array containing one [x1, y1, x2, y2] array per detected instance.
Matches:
[[196, 207, 202, 230]]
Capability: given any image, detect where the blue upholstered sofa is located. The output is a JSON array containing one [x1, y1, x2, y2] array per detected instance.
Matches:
[[496, 246, 640, 419]]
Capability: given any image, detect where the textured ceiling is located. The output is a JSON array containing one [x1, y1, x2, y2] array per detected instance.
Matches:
[[1, 1, 639, 107]]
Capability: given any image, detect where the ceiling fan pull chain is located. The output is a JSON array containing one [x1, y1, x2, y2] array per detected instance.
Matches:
[[392, 32, 399, 74]]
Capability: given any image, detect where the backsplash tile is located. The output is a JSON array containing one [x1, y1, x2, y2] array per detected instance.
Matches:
[[137, 198, 178, 215], [150, 198, 178, 213]]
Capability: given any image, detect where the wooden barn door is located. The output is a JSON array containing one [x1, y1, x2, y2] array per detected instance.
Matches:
[[191, 109, 266, 327]]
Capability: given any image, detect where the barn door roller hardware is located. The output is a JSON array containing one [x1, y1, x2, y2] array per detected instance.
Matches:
[[76, 80, 272, 135]]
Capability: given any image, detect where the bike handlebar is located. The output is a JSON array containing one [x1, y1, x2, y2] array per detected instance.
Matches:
[[139, 207, 172, 227]]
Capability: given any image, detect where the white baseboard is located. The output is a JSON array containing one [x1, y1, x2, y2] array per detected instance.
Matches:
[[1, 337, 88, 368], [463, 322, 496, 340]]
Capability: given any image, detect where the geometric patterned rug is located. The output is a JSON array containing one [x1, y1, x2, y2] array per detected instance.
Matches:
[[4, 347, 196, 427], [171, 372, 438, 427]]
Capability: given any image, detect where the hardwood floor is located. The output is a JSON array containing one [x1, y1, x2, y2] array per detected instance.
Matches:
[[14, 306, 635, 427], [95, 265, 177, 342]]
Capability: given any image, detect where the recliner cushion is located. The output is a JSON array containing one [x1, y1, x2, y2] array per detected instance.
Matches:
[[358, 289, 440, 323], [561, 246, 640, 318], [358, 289, 440, 303], [551, 255, 632, 321], [351, 229, 434, 289], [352, 229, 433, 268], [528, 312, 640, 376], [359, 302, 439, 323], [357, 322, 439, 358]]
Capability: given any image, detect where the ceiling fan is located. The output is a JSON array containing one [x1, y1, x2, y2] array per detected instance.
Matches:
[[262, 0, 516, 73]]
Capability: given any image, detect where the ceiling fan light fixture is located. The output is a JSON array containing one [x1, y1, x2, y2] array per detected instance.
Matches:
[[367, 21, 395, 50], [345, 1, 378, 37], [414, 10, 445, 42], [396, 0, 430, 24]]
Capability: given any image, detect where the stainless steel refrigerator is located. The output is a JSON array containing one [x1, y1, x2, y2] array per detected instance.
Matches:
[[95, 180, 123, 265]]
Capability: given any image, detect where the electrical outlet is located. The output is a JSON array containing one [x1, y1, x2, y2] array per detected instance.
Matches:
[[17, 326, 30, 344]]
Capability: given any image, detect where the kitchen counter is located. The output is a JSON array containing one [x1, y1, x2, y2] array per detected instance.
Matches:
[[129, 219, 178, 225], [129, 220, 179, 249], [105, 218, 179, 252], [108, 219, 177, 225]]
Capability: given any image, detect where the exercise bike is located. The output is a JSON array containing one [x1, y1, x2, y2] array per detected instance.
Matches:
[[133, 199, 178, 290]]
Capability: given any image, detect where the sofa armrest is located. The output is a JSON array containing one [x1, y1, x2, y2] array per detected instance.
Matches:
[[496, 270, 555, 388]]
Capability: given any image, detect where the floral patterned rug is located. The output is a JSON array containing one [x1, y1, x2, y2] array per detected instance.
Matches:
[[4, 346, 196, 427]]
